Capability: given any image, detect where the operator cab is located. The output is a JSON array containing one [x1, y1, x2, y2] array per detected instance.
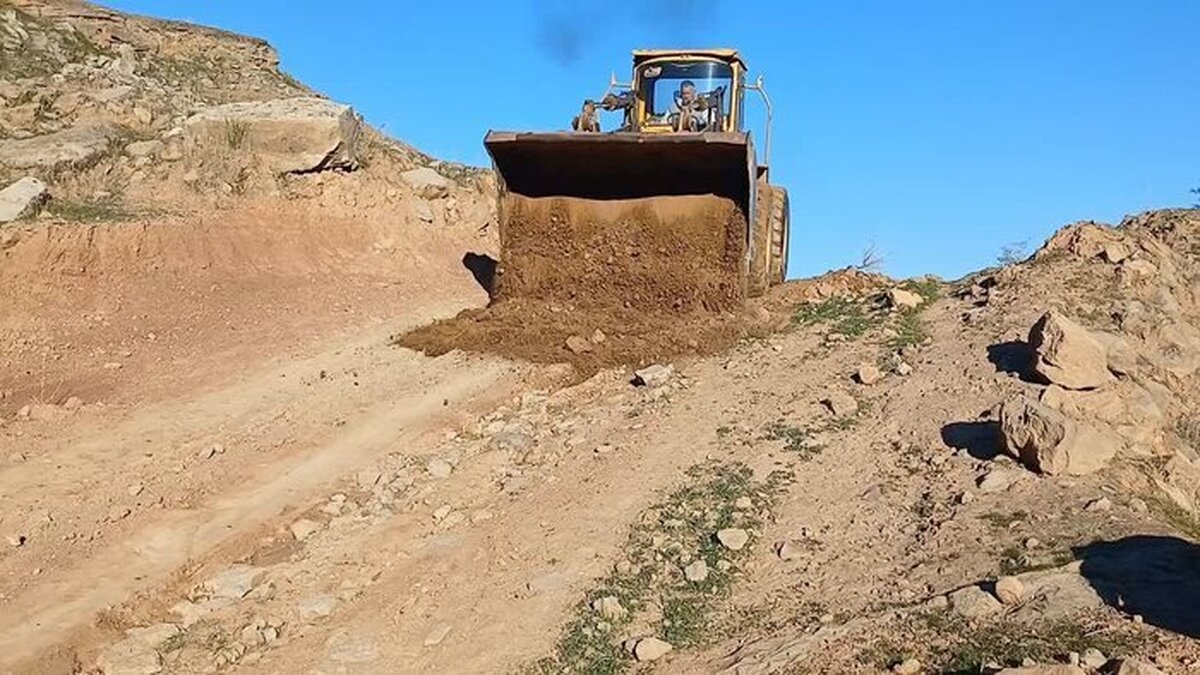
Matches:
[[631, 49, 746, 134]]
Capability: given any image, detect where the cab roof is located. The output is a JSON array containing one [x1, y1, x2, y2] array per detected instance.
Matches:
[[631, 49, 745, 69]]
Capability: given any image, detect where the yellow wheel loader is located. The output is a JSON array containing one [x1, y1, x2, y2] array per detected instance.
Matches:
[[484, 48, 788, 308]]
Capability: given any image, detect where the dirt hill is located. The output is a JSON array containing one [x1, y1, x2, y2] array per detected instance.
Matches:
[[1, 3, 1198, 675]]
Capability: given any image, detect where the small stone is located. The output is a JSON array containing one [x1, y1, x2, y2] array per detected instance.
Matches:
[[959, 491, 975, 505], [977, 470, 1016, 493], [426, 458, 453, 479], [821, 390, 858, 417], [715, 560, 732, 572], [423, 624, 452, 647], [591, 329, 607, 344], [1085, 496, 1113, 512], [855, 364, 883, 385], [1024, 537, 1041, 550], [565, 335, 593, 354], [591, 596, 626, 620], [127, 484, 144, 497], [199, 443, 225, 460], [734, 496, 753, 510], [63, 396, 84, 410], [896, 361, 914, 376], [7, 534, 26, 547], [204, 565, 261, 600], [1109, 660, 1165, 675], [949, 585, 1002, 619], [356, 469, 383, 488], [1128, 497, 1148, 514], [632, 364, 674, 387], [994, 576, 1026, 605], [925, 595, 949, 611], [683, 559, 709, 583], [432, 505, 453, 522], [296, 594, 337, 621], [289, 519, 321, 541], [716, 528, 749, 551], [893, 658, 923, 675], [633, 637, 673, 662], [774, 541, 800, 561], [1080, 648, 1107, 669], [593, 444, 615, 456]]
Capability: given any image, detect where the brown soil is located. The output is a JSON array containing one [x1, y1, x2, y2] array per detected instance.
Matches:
[[398, 194, 755, 374]]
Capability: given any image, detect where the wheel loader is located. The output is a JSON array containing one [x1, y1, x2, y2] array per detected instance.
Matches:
[[484, 48, 789, 308]]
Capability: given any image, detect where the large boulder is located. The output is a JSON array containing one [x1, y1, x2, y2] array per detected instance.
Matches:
[[1028, 311, 1114, 390], [1000, 396, 1119, 475], [0, 176, 48, 223], [400, 166, 454, 199], [183, 97, 360, 174], [1039, 382, 1165, 454], [0, 125, 118, 170]]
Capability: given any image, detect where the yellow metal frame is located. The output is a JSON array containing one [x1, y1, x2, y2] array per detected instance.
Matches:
[[630, 51, 744, 134]]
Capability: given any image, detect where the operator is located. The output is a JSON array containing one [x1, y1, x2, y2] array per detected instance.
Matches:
[[671, 80, 708, 131]]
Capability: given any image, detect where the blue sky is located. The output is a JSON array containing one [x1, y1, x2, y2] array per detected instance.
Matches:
[[106, 0, 1199, 280]]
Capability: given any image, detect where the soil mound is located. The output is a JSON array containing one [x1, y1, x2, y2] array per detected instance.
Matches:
[[399, 193, 756, 374]]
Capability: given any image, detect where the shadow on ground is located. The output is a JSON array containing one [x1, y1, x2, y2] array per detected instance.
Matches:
[[941, 419, 1003, 460], [987, 340, 1041, 383], [1074, 535, 1200, 639], [462, 252, 498, 297]]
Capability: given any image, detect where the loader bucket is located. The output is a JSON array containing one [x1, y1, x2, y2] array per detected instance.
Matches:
[[484, 131, 756, 217], [483, 131, 758, 312]]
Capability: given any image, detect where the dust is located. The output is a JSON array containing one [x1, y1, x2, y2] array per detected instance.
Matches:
[[397, 194, 760, 374]]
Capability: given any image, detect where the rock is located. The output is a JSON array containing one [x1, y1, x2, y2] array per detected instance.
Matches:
[[125, 139, 163, 158], [426, 458, 453, 479], [821, 390, 858, 417], [977, 469, 1017, 493], [565, 335, 593, 354], [1039, 381, 1163, 451], [63, 396, 83, 411], [716, 528, 749, 551], [632, 364, 674, 387], [1085, 496, 1113, 512], [683, 559, 709, 582], [184, 97, 360, 174], [887, 287, 924, 310], [1000, 396, 1118, 475], [591, 329, 607, 344], [1107, 660, 1166, 675], [994, 576, 1026, 605], [95, 637, 162, 675], [734, 496, 753, 509], [993, 662, 1089, 667], [325, 630, 379, 664], [1102, 242, 1130, 263], [855, 363, 883, 385], [896, 361, 914, 376], [774, 540, 800, 561], [0, 176, 49, 223], [0, 125, 118, 170], [159, 141, 183, 161], [203, 565, 262, 600], [1080, 648, 1107, 669], [400, 166, 453, 199], [290, 518, 321, 541], [356, 469, 383, 488], [412, 200, 434, 223], [297, 594, 337, 621], [1129, 497, 1148, 514], [423, 624, 452, 647], [948, 585, 1002, 619], [591, 595, 626, 619], [1028, 311, 1114, 390], [633, 637, 673, 662], [893, 658, 923, 675]]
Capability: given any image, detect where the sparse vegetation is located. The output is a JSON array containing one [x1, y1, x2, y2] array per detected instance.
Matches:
[[223, 118, 250, 149], [764, 421, 823, 460], [856, 243, 886, 273], [793, 297, 879, 338], [534, 462, 790, 674], [980, 511, 1028, 529], [888, 309, 930, 350], [1150, 495, 1200, 541], [46, 197, 136, 223], [998, 545, 1075, 576], [996, 240, 1029, 267]]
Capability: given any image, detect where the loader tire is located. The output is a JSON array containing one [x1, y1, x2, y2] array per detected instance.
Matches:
[[748, 182, 789, 297], [769, 186, 790, 285]]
